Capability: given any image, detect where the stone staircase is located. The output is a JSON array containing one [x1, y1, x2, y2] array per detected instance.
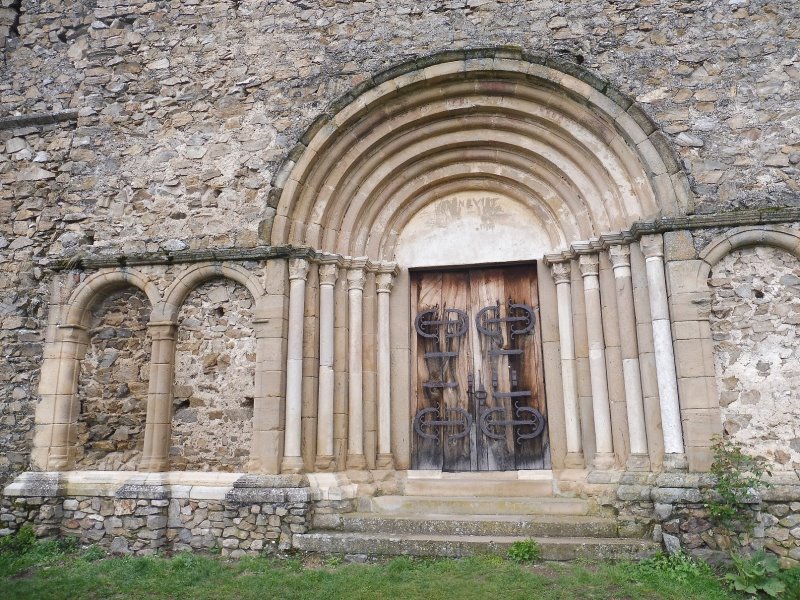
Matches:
[[293, 474, 659, 561]]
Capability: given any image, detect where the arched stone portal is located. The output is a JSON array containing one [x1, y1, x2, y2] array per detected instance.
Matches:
[[269, 49, 692, 477]]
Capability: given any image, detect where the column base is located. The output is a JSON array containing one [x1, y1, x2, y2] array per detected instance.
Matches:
[[564, 451, 586, 469], [137, 458, 169, 472], [626, 453, 651, 472], [46, 449, 75, 471], [592, 452, 616, 471], [663, 452, 688, 472], [281, 456, 305, 474], [314, 455, 336, 472], [346, 454, 367, 470], [375, 453, 394, 470]]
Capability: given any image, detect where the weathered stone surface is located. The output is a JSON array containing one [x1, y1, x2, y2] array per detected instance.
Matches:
[[710, 245, 800, 470], [171, 281, 255, 472]]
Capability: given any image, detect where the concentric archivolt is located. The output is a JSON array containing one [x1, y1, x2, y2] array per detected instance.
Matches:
[[271, 50, 690, 261]]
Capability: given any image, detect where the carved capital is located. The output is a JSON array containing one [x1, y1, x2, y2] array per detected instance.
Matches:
[[550, 262, 572, 285], [318, 263, 338, 286], [578, 254, 599, 277], [347, 267, 365, 291], [288, 258, 310, 281], [608, 244, 631, 270], [640, 234, 664, 259], [375, 272, 394, 294]]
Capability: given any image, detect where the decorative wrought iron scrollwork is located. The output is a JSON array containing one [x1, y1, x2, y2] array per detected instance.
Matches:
[[479, 402, 545, 444], [415, 307, 468, 342], [414, 404, 473, 444], [476, 300, 535, 340]]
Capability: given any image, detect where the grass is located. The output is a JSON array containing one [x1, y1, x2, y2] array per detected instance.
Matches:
[[0, 535, 754, 600]]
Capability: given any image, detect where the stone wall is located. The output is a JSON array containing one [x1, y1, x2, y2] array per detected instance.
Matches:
[[615, 472, 800, 567], [1, 0, 799, 490], [75, 287, 151, 470], [171, 280, 256, 471], [0, 474, 320, 557], [709, 246, 800, 470]]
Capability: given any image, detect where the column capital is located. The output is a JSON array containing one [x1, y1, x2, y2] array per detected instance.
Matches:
[[608, 244, 631, 270], [347, 267, 366, 291], [375, 271, 394, 294], [288, 258, 310, 281], [549, 261, 572, 285], [640, 233, 664, 259], [578, 254, 599, 277], [318, 262, 338, 286]]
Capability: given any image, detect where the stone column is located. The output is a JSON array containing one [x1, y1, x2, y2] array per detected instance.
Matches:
[[347, 263, 367, 469], [315, 261, 338, 471], [282, 257, 309, 473], [139, 321, 177, 471], [609, 244, 650, 471], [549, 261, 584, 468], [640, 234, 686, 466], [375, 268, 395, 469], [34, 324, 87, 470], [579, 254, 615, 470]]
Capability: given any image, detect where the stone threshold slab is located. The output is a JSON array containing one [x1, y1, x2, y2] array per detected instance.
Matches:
[[2, 471, 316, 502]]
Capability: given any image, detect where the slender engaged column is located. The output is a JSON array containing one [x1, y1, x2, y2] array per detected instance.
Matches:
[[37, 324, 87, 470], [375, 269, 395, 469], [347, 264, 367, 469], [282, 258, 309, 473], [609, 244, 650, 471], [579, 254, 615, 470], [549, 261, 584, 468], [640, 234, 686, 466], [315, 261, 338, 471], [140, 321, 177, 471]]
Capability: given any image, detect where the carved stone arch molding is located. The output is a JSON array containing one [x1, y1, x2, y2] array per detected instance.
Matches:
[[268, 47, 692, 257]]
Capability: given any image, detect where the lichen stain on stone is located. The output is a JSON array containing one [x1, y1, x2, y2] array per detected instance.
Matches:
[[710, 246, 800, 470]]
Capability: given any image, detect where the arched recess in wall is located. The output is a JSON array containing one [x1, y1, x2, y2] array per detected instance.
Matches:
[[162, 264, 267, 472], [54, 269, 160, 471], [699, 226, 800, 471], [267, 48, 692, 260]]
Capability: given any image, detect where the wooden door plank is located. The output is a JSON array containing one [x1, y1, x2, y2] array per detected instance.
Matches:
[[411, 271, 444, 470], [440, 270, 472, 472], [502, 265, 543, 469], [471, 267, 516, 471]]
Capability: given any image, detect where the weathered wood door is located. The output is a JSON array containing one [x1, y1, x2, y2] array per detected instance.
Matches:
[[411, 264, 550, 471]]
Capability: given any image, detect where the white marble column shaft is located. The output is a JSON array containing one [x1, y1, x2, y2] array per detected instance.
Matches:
[[609, 244, 650, 468], [579, 254, 615, 469], [315, 262, 337, 470], [375, 270, 394, 469], [640, 235, 685, 456], [549, 262, 584, 466], [282, 258, 309, 473], [347, 266, 367, 469]]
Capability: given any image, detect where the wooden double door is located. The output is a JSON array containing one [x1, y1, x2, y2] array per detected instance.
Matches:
[[411, 264, 550, 471]]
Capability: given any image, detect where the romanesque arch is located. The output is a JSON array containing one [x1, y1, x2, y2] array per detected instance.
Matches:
[[269, 48, 691, 261], [266, 49, 695, 475]]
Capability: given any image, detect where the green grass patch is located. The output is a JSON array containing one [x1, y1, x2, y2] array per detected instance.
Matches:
[[0, 536, 747, 600]]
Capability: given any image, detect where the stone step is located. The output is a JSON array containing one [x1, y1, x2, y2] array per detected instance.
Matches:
[[293, 531, 659, 561], [313, 512, 620, 538], [362, 495, 595, 516], [402, 477, 553, 498]]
